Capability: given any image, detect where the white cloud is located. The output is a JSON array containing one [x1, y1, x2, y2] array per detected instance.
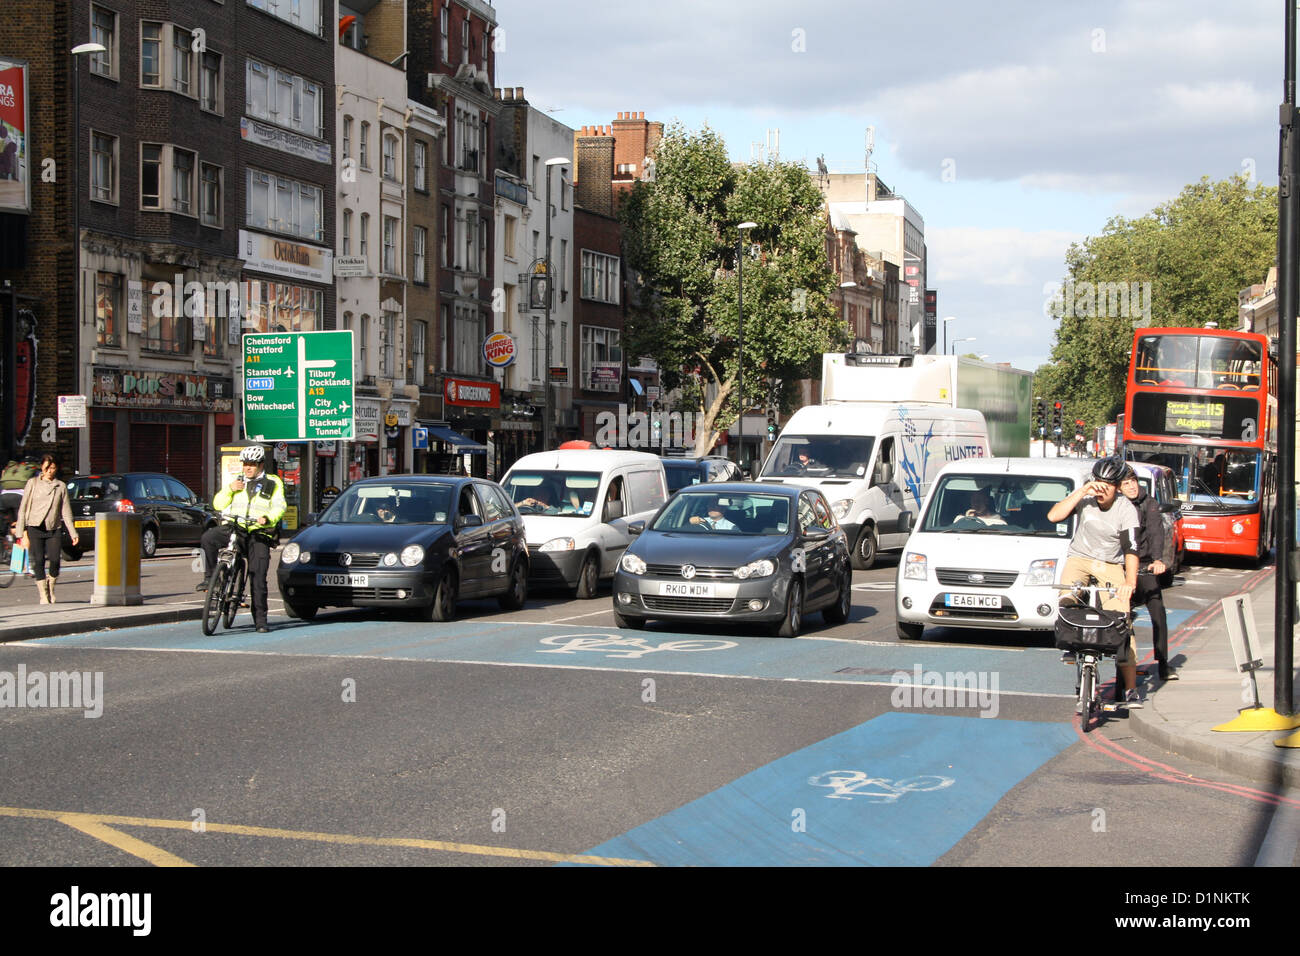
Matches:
[[928, 227, 1083, 286]]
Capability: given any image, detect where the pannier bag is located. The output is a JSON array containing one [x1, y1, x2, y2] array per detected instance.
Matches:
[[1054, 605, 1129, 652]]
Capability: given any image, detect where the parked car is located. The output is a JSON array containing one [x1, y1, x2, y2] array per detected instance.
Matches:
[[660, 455, 743, 495], [501, 449, 668, 598], [895, 457, 1096, 641], [1127, 461, 1186, 586], [60, 472, 218, 559], [612, 482, 853, 637], [276, 475, 529, 622]]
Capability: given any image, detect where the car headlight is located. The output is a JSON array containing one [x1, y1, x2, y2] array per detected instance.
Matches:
[[831, 498, 853, 520], [281, 543, 300, 563], [298, 550, 311, 564], [1025, 558, 1057, 586], [734, 558, 775, 580], [540, 537, 575, 552], [401, 544, 425, 567], [620, 553, 646, 575], [903, 552, 927, 580]]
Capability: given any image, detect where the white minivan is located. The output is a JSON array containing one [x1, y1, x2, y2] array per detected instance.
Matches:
[[500, 450, 669, 598], [895, 457, 1097, 641], [760, 403, 990, 569]]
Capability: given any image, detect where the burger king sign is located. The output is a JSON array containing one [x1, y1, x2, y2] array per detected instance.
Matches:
[[482, 331, 516, 369]]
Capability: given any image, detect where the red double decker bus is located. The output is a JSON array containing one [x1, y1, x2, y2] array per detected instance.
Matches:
[[1122, 327, 1277, 561]]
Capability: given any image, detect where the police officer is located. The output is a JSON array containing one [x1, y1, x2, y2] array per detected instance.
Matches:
[[197, 445, 286, 633]]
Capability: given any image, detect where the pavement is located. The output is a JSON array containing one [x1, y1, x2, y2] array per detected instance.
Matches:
[[1, 550, 1298, 792]]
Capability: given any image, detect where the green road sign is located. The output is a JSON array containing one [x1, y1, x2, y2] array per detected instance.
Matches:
[[242, 331, 354, 441]]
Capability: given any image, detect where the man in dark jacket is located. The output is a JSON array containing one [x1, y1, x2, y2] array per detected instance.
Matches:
[[1120, 468, 1177, 682]]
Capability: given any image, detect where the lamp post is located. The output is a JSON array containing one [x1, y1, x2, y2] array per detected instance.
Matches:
[[942, 315, 955, 357], [951, 336, 975, 355], [70, 42, 105, 474], [541, 156, 569, 451], [736, 221, 757, 474]]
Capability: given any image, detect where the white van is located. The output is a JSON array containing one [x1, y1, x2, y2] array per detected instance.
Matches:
[[895, 457, 1097, 641], [759, 403, 990, 568], [500, 450, 669, 598]]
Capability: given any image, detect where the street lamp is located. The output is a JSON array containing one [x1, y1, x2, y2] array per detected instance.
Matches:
[[541, 156, 569, 450], [942, 315, 956, 357], [736, 221, 757, 474], [69, 42, 105, 475], [951, 336, 975, 355]]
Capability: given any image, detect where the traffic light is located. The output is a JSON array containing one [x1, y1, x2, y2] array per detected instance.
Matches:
[[1052, 401, 1063, 434], [1035, 400, 1046, 433], [766, 418, 777, 441]]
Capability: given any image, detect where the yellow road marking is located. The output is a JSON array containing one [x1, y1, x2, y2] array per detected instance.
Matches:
[[0, 806, 652, 867], [57, 814, 195, 868]]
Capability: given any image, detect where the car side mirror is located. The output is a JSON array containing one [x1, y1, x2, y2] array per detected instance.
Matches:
[[803, 527, 831, 541], [897, 510, 912, 534], [303, 512, 318, 527], [628, 521, 645, 535], [874, 462, 893, 486], [603, 500, 626, 522], [455, 514, 484, 530]]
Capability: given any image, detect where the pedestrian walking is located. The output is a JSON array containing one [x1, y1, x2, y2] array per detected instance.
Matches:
[[1120, 468, 1176, 682], [14, 454, 79, 604]]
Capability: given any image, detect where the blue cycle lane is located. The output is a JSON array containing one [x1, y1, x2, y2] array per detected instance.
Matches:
[[22, 613, 1181, 866]]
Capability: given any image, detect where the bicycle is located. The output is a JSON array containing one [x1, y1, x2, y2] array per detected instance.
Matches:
[[201, 521, 251, 635], [1054, 578, 1132, 733]]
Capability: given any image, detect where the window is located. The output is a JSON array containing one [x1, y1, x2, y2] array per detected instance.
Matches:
[[90, 5, 117, 78], [245, 168, 324, 241], [342, 115, 352, 159], [95, 272, 123, 348], [383, 216, 399, 275], [451, 306, 482, 374], [245, 59, 323, 138], [503, 216, 516, 261], [172, 28, 192, 95], [560, 240, 567, 294], [380, 311, 396, 376], [581, 326, 622, 392], [581, 250, 621, 304], [342, 209, 352, 255], [240, 281, 322, 334], [360, 213, 369, 262], [413, 226, 427, 283], [440, 4, 449, 63], [143, 276, 190, 354], [171, 148, 195, 214], [461, 19, 469, 64], [456, 109, 479, 172], [246, 0, 323, 36], [616, 163, 636, 176], [413, 320, 427, 386], [140, 144, 162, 208], [382, 133, 398, 181], [413, 141, 427, 190], [204, 301, 226, 359], [359, 122, 369, 169], [200, 52, 222, 112], [200, 162, 222, 226], [478, 216, 488, 275], [141, 22, 161, 86], [360, 314, 370, 376], [90, 131, 117, 203], [441, 205, 452, 267], [531, 155, 539, 197], [462, 211, 474, 273]]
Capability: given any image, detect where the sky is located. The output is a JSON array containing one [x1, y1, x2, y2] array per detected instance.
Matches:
[[490, 0, 1283, 372]]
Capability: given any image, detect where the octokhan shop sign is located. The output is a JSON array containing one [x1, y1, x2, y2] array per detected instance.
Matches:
[[92, 368, 234, 412], [444, 377, 499, 408]]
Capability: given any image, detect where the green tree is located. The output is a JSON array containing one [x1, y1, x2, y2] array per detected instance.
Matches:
[[1042, 174, 1277, 429], [620, 124, 847, 455]]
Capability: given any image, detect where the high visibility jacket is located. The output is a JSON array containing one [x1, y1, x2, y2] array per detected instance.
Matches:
[[213, 472, 286, 536]]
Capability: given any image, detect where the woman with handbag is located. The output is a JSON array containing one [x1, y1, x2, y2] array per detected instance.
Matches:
[[14, 454, 79, 604]]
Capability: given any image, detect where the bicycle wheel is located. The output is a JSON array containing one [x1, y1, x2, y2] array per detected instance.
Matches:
[[202, 563, 230, 636], [0, 540, 14, 588], [223, 560, 246, 629], [1079, 664, 1095, 733]]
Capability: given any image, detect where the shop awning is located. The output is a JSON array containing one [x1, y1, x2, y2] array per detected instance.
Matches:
[[427, 425, 488, 453]]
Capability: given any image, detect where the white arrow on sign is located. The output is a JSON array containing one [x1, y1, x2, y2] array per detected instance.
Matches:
[[298, 336, 336, 437]]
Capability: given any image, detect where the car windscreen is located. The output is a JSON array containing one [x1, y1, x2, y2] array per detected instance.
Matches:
[[67, 477, 122, 500], [761, 436, 874, 479], [502, 471, 602, 517], [651, 491, 791, 535], [919, 474, 1075, 537], [319, 483, 453, 524]]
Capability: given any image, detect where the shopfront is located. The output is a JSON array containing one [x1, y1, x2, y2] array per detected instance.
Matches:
[[443, 376, 498, 478]]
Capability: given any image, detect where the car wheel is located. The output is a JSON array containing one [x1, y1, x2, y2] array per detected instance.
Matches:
[[823, 568, 852, 625], [773, 579, 803, 638], [851, 525, 877, 570], [141, 525, 158, 559], [575, 552, 600, 600], [284, 601, 317, 621], [613, 606, 645, 630], [428, 569, 458, 622], [897, 620, 924, 641], [498, 560, 528, 611]]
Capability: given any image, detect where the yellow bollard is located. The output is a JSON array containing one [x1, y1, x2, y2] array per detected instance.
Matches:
[[91, 513, 143, 606]]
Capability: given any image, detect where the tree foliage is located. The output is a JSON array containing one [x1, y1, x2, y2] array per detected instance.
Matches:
[[620, 124, 846, 454], [1038, 175, 1277, 429]]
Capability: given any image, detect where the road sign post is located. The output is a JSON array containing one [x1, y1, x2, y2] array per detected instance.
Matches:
[[242, 331, 355, 442]]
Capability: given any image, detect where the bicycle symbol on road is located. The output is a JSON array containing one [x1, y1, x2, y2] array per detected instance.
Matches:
[[537, 633, 738, 660], [807, 770, 955, 803]]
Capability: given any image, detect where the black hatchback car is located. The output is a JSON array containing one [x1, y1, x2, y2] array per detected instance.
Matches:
[[661, 456, 743, 495], [276, 475, 529, 622], [61, 472, 218, 559], [612, 482, 852, 637]]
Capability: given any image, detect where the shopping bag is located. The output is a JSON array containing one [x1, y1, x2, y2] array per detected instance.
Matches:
[[9, 543, 28, 574]]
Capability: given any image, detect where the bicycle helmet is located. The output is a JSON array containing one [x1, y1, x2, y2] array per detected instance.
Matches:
[[1090, 456, 1127, 484], [239, 445, 266, 464]]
